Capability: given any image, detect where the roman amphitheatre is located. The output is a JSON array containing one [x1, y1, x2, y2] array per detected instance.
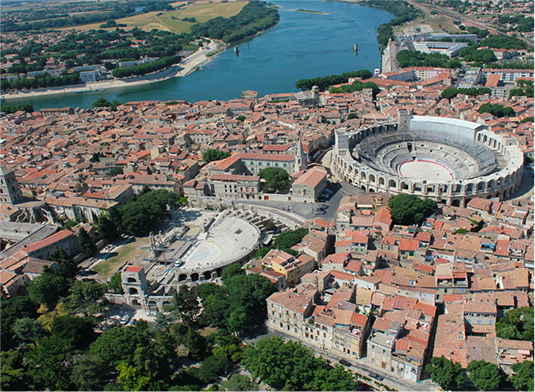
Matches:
[[332, 112, 524, 207]]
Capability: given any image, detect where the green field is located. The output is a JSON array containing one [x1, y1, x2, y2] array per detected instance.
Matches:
[[65, 1, 248, 33], [92, 236, 150, 279]]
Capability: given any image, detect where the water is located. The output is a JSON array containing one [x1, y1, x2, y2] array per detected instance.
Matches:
[[9, 0, 393, 110]]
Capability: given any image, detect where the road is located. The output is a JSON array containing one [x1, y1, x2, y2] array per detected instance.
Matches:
[[243, 326, 440, 392]]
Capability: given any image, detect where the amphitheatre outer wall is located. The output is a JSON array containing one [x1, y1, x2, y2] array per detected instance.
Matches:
[[332, 115, 524, 207]]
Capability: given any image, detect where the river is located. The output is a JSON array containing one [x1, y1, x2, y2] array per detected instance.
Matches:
[[10, 0, 393, 110]]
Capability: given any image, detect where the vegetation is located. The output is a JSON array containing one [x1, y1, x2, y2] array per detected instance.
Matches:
[[458, 46, 497, 63], [243, 337, 360, 390], [0, 103, 34, 113], [112, 56, 180, 78], [426, 356, 465, 390], [78, 228, 97, 256], [92, 97, 121, 111], [478, 103, 515, 118], [388, 194, 437, 225], [295, 69, 372, 91], [496, 307, 534, 341], [479, 35, 528, 50], [222, 374, 258, 391], [191, 1, 279, 43], [397, 50, 462, 68], [440, 87, 491, 100], [467, 360, 502, 391], [360, 0, 422, 49], [202, 149, 231, 163], [509, 80, 534, 98], [1, 73, 81, 91], [196, 268, 275, 333], [274, 228, 308, 250], [510, 361, 534, 391], [329, 80, 380, 98], [259, 167, 290, 192]]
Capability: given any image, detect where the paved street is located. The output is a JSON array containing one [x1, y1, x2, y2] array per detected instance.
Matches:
[[243, 326, 440, 392]]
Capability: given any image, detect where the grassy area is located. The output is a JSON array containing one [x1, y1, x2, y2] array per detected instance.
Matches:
[[395, 15, 461, 34], [62, 1, 248, 33], [92, 236, 150, 279]]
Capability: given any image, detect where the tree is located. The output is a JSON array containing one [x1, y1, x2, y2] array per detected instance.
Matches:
[[202, 149, 231, 163], [1, 296, 39, 350], [50, 247, 78, 280], [92, 97, 112, 108], [26, 336, 75, 391], [27, 271, 69, 309], [242, 337, 342, 390], [426, 356, 465, 390], [72, 355, 107, 391], [184, 328, 208, 360], [1, 350, 29, 391], [388, 194, 437, 225], [222, 374, 258, 391], [496, 307, 534, 341], [259, 167, 290, 192], [108, 272, 123, 294], [116, 362, 151, 391], [173, 285, 200, 325], [274, 228, 308, 250], [108, 167, 124, 176], [221, 263, 244, 281], [254, 247, 271, 259], [193, 355, 231, 383], [88, 326, 148, 367], [12, 317, 45, 343], [78, 227, 97, 256], [510, 361, 534, 391], [51, 315, 96, 349], [97, 214, 120, 242], [467, 360, 502, 391]]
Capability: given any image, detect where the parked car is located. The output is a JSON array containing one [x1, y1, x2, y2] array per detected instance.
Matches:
[[368, 373, 384, 382], [339, 359, 352, 367]]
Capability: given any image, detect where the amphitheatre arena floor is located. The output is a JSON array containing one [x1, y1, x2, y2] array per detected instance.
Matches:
[[398, 160, 454, 181]]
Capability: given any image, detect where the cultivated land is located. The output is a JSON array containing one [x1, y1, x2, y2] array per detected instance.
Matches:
[[64, 1, 248, 33]]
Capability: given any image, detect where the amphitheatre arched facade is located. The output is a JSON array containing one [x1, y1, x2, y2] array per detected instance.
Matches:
[[332, 113, 524, 207]]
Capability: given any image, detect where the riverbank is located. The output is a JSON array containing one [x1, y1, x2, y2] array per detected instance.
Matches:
[[2, 39, 225, 102], [7, 0, 391, 110]]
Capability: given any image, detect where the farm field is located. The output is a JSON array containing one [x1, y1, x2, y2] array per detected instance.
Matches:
[[62, 1, 248, 33]]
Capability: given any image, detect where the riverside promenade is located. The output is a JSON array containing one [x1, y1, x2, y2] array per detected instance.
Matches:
[[1, 39, 222, 102]]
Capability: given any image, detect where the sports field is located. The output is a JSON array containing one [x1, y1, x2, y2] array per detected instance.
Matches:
[[64, 1, 248, 33]]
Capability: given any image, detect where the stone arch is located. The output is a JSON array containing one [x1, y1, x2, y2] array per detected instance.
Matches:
[[369, 188, 375, 192], [483, 135, 488, 143], [203, 271, 212, 280], [400, 182, 409, 190], [127, 277, 137, 283], [465, 183, 474, 193], [148, 300, 158, 311], [190, 273, 199, 282], [129, 287, 139, 295], [488, 179, 496, 189], [360, 172, 366, 180], [379, 177, 385, 186], [361, 185, 367, 191], [132, 299, 142, 308], [495, 192, 501, 199], [162, 300, 171, 310], [477, 182, 485, 191], [179, 274, 187, 282], [427, 185, 435, 193], [452, 199, 461, 207], [388, 179, 396, 188], [369, 174, 376, 183]]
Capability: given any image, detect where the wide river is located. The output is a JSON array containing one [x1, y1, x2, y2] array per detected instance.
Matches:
[[14, 0, 393, 110]]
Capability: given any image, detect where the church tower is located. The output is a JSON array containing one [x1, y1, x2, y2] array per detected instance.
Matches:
[[0, 167, 23, 205], [294, 137, 308, 172]]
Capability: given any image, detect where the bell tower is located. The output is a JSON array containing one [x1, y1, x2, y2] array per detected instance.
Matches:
[[0, 167, 23, 205]]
